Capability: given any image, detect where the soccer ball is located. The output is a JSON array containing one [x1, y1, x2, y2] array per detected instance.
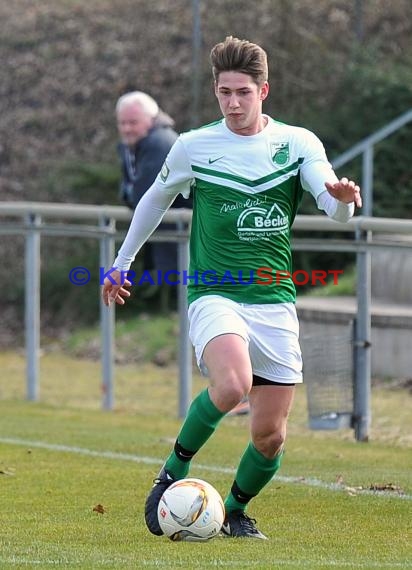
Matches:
[[157, 478, 225, 542]]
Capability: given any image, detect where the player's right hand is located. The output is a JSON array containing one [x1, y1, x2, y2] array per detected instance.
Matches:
[[101, 269, 132, 307]]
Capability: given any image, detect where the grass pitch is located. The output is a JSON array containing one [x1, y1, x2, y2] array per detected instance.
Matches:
[[0, 350, 411, 569]]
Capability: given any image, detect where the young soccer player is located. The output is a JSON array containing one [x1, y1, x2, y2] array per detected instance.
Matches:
[[102, 36, 361, 539]]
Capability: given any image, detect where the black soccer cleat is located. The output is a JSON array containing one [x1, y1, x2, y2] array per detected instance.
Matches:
[[144, 467, 175, 535], [221, 510, 268, 539]]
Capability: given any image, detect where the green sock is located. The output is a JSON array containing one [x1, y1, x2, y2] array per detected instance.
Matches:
[[224, 442, 284, 513], [164, 388, 226, 479]]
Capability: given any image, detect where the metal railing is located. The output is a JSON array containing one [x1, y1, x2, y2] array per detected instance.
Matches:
[[330, 108, 412, 440], [0, 202, 192, 415], [331, 108, 412, 217], [1, 202, 412, 442]]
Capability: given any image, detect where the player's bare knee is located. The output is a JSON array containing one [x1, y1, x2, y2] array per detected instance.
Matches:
[[252, 431, 285, 459], [221, 385, 247, 410], [210, 372, 249, 412]]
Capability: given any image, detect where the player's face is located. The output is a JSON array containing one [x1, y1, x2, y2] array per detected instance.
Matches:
[[117, 103, 153, 146], [215, 71, 269, 136]]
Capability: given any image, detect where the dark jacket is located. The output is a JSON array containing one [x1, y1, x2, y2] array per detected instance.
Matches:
[[118, 111, 189, 210]]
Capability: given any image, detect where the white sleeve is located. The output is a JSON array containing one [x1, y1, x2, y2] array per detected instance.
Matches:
[[113, 138, 193, 271], [299, 129, 354, 223], [316, 190, 354, 223]]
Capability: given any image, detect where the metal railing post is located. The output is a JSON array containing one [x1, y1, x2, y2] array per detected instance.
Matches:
[[354, 228, 372, 441], [191, 0, 202, 127], [362, 146, 374, 217], [353, 147, 373, 441], [99, 216, 116, 410], [177, 223, 192, 417], [25, 213, 41, 401]]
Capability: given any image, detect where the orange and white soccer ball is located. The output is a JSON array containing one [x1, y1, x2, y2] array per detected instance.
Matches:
[[157, 478, 225, 542]]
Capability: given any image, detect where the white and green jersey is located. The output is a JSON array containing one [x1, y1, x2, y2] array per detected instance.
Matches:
[[114, 116, 352, 305]]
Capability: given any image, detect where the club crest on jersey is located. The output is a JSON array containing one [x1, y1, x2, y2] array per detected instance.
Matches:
[[271, 142, 289, 166]]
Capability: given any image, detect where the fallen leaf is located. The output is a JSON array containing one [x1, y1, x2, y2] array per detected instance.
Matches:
[[93, 504, 106, 514], [369, 483, 404, 493]]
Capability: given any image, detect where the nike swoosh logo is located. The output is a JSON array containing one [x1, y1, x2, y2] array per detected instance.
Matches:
[[221, 522, 230, 535], [208, 156, 225, 164]]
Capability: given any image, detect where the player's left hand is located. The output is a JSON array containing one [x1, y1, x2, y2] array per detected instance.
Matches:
[[325, 178, 362, 208]]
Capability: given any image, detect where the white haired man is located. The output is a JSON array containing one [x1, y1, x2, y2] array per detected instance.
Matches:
[[116, 91, 179, 210], [116, 91, 190, 294]]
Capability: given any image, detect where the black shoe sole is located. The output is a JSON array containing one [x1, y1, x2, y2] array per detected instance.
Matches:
[[144, 486, 166, 535], [144, 472, 176, 536]]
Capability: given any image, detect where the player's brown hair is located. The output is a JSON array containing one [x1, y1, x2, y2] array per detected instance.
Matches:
[[210, 36, 268, 86]]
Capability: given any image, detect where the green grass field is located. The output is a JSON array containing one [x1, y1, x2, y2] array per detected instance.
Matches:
[[0, 350, 411, 569]]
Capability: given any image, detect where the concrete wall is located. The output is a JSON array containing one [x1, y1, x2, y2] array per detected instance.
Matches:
[[371, 235, 412, 304], [297, 296, 412, 379]]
